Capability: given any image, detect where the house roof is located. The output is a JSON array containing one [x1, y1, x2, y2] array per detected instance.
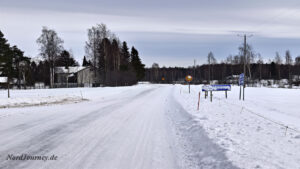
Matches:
[[77, 66, 91, 73], [55, 66, 86, 74]]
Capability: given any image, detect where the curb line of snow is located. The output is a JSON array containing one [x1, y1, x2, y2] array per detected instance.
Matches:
[[0, 97, 89, 109]]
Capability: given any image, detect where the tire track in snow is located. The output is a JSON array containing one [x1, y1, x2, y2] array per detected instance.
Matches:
[[0, 87, 157, 169], [166, 87, 240, 169]]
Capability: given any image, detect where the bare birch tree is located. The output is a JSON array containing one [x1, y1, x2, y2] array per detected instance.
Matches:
[[285, 50, 293, 84], [36, 27, 64, 88], [274, 52, 282, 80], [85, 23, 110, 83]]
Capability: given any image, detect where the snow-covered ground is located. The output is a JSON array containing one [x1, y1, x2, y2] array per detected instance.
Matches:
[[175, 85, 300, 169], [0, 85, 154, 109], [0, 84, 299, 169], [0, 89, 84, 109]]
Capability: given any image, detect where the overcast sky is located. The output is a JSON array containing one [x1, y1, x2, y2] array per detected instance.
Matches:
[[1, 0, 300, 67]]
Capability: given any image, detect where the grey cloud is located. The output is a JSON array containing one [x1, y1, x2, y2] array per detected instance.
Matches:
[[1, 0, 300, 67]]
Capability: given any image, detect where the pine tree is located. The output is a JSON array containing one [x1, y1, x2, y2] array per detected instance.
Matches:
[[111, 39, 120, 71], [10, 45, 28, 89], [130, 47, 145, 80], [120, 41, 130, 71], [0, 31, 10, 68], [56, 50, 78, 68], [82, 56, 89, 66], [0, 30, 14, 97]]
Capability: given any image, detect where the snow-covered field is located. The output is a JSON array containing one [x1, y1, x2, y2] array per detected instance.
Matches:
[[175, 85, 300, 169], [0, 87, 130, 109], [0, 84, 299, 169]]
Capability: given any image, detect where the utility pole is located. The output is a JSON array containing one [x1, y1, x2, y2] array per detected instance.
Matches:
[[208, 56, 211, 84], [193, 59, 196, 82], [243, 35, 246, 101], [238, 34, 253, 101]]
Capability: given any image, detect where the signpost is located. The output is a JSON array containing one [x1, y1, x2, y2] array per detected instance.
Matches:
[[202, 85, 231, 92], [185, 75, 193, 93], [239, 73, 244, 85], [239, 73, 244, 100], [202, 85, 231, 102]]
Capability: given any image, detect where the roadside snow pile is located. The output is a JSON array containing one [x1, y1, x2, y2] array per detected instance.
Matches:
[[174, 85, 300, 169], [0, 88, 90, 108], [0, 84, 156, 109], [0, 95, 86, 108]]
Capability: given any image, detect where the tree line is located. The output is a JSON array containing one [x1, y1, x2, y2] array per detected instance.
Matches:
[[0, 29, 79, 91], [85, 24, 145, 86], [144, 44, 300, 86], [0, 23, 146, 93], [0, 31, 30, 97]]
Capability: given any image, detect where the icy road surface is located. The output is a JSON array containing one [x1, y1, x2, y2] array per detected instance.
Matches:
[[0, 85, 237, 169]]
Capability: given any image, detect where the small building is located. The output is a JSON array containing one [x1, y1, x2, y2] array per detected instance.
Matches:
[[279, 79, 289, 87], [0, 77, 27, 89], [292, 75, 300, 82], [225, 75, 239, 84], [34, 82, 45, 89], [77, 67, 96, 87], [54, 66, 98, 88], [211, 80, 219, 85], [54, 66, 86, 88], [0, 77, 7, 88]]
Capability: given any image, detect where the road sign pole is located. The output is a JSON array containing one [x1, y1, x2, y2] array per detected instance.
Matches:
[[197, 92, 200, 110], [243, 35, 246, 101], [210, 91, 212, 102], [225, 91, 227, 99], [243, 85, 245, 101], [239, 73, 244, 101], [185, 75, 192, 94], [239, 86, 241, 100]]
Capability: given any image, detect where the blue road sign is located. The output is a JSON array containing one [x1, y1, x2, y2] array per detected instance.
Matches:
[[202, 85, 231, 92], [239, 73, 244, 85]]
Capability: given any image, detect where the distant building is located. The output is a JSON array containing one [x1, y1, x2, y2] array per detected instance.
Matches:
[[54, 66, 86, 87], [211, 80, 219, 85], [292, 75, 300, 82], [77, 67, 96, 87], [225, 75, 239, 84], [278, 79, 289, 87], [34, 82, 45, 89], [54, 66, 98, 88], [0, 76, 27, 89], [0, 77, 7, 88]]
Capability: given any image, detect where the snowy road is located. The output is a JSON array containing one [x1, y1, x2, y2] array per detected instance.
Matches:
[[0, 85, 237, 169]]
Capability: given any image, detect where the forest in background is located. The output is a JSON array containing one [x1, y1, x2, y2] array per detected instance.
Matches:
[[0, 23, 145, 88], [2, 23, 300, 89], [144, 47, 300, 86]]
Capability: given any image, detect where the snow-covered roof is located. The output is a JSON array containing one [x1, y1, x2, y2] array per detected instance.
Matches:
[[0, 77, 7, 83], [55, 66, 86, 74]]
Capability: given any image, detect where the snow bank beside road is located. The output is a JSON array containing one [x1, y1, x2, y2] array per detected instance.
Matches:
[[0, 85, 155, 109], [0, 88, 87, 109], [174, 85, 300, 169], [0, 95, 85, 109]]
